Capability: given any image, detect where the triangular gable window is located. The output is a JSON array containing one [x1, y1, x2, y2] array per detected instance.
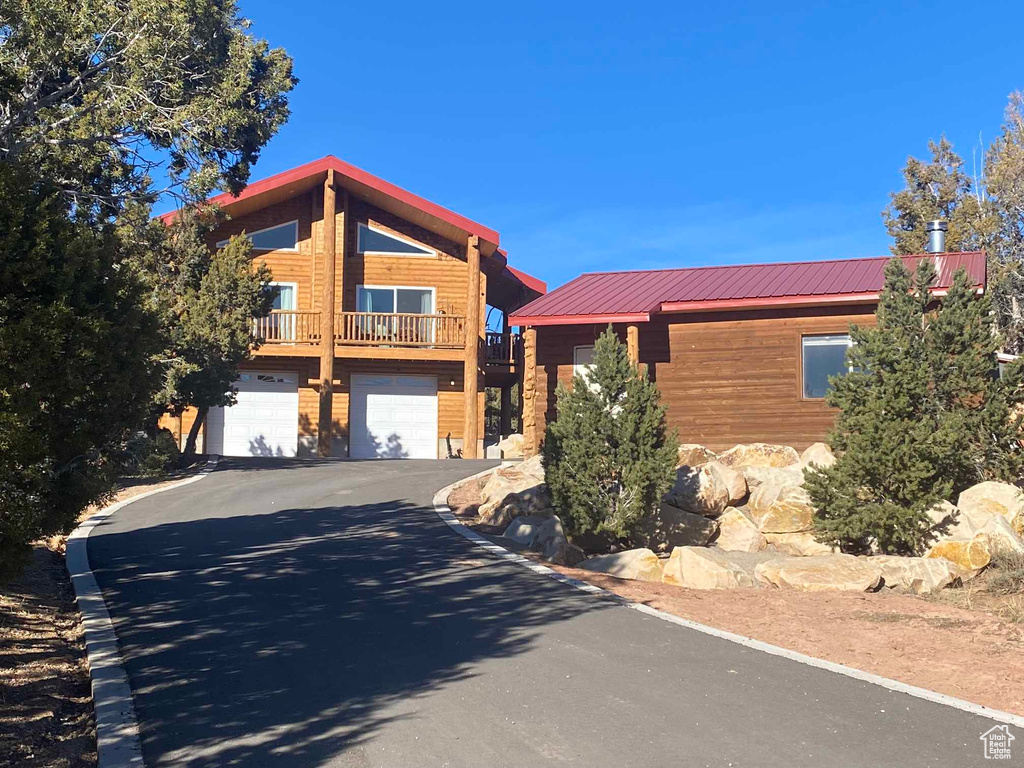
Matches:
[[357, 223, 434, 256], [217, 220, 298, 251]]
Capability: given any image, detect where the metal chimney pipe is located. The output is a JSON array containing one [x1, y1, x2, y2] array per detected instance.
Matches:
[[926, 220, 948, 253]]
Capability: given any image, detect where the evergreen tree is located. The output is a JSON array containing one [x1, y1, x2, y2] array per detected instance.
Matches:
[[542, 326, 678, 539], [807, 258, 1024, 555], [155, 209, 276, 458]]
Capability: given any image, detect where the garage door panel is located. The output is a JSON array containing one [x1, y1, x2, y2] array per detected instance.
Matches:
[[207, 371, 298, 457], [350, 374, 438, 459]]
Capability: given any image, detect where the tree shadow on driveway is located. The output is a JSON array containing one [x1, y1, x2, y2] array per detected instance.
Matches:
[[87, 490, 607, 767]]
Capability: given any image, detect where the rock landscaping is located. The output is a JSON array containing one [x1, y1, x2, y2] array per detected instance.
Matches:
[[454, 440, 1024, 597]]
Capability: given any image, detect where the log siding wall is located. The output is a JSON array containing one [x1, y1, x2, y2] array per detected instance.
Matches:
[[531, 305, 877, 453]]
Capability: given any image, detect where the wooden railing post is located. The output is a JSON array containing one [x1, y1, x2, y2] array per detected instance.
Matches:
[[463, 235, 481, 458], [318, 170, 337, 457]]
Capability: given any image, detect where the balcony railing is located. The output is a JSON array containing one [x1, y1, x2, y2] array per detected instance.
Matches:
[[254, 310, 465, 349], [485, 331, 522, 366]]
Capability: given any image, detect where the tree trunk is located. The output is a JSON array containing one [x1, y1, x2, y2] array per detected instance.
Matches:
[[182, 406, 208, 461]]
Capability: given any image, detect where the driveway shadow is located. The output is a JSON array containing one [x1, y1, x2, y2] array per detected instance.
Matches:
[[88, 489, 606, 767]]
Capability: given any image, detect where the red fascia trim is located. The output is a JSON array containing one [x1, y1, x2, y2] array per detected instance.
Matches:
[[506, 265, 547, 295], [156, 155, 501, 246], [508, 312, 650, 327], [658, 292, 883, 314]]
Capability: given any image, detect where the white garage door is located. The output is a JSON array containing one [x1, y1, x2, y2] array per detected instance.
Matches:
[[206, 372, 299, 457], [350, 374, 438, 459]]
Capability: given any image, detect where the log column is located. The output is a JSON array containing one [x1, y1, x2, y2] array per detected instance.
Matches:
[[522, 326, 538, 458], [317, 170, 337, 457], [626, 323, 639, 367], [462, 235, 482, 458]]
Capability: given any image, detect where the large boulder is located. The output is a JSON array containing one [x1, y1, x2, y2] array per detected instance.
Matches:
[[677, 444, 717, 468], [754, 554, 883, 592], [713, 507, 767, 552], [497, 433, 525, 458], [717, 443, 801, 469], [799, 442, 836, 469], [708, 461, 748, 506], [871, 555, 966, 594], [662, 547, 756, 590], [747, 483, 815, 533], [502, 515, 583, 566], [924, 538, 992, 571], [739, 464, 806, 490], [958, 481, 1024, 537], [927, 501, 977, 541], [664, 464, 730, 517], [580, 548, 664, 582], [974, 516, 1024, 557], [764, 532, 834, 557], [632, 502, 719, 553], [477, 458, 550, 526]]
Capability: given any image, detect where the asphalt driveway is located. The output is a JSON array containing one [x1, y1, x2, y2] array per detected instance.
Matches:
[[88, 458, 1013, 767]]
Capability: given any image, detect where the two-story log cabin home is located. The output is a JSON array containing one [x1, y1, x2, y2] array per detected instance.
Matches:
[[160, 156, 545, 459]]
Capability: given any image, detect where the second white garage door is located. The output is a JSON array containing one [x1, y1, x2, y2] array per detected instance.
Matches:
[[349, 374, 438, 459]]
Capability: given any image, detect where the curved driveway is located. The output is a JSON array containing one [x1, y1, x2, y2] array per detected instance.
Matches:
[[89, 459, 1006, 767]]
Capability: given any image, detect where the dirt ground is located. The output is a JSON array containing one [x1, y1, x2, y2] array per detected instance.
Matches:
[[0, 470, 199, 768], [449, 477, 1024, 718]]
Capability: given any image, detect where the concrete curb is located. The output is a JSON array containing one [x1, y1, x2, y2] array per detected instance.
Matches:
[[431, 473, 1024, 730], [67, 457, 220, 768]]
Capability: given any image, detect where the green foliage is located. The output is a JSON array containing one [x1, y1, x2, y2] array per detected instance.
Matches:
[[0, 165, 162, 565], [806, 259, 1024, 555], [542, 326, 678, 539], [154, 209, 276, 456], [122, 428, 180, 477], [0, 0, 296, 218]]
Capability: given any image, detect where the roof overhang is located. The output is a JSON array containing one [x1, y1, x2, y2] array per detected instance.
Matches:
[[508, 312, 651, 327], [158, 155, 502, 257]]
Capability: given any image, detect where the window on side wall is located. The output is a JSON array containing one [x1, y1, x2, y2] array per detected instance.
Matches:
[[573, 345, 595, 383], [802, 334, 852, 399], [217, 220, 298, 251]]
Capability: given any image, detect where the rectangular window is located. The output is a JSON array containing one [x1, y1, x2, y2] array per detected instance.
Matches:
[[802, 334, 851, 398], [355, 285, 436, 344], [217, 220, 298, 251], [268, 282, 296, 340], [574, 345, 595, 379]]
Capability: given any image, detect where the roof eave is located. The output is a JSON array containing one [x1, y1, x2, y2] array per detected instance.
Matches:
[[508, 312, 651, 327]]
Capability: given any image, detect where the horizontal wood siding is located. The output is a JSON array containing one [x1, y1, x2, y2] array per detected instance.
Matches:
[[533, 306, 877, 452]]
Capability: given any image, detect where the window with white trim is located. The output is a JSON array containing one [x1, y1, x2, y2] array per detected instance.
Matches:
[[217, 220, 298, 251], [357, 223, 434, 256], [356, 285, 434, 314], [802, 334, 852, 398]]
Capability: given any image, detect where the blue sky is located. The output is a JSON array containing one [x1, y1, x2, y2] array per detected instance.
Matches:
[[192, 0, 1022, 291]]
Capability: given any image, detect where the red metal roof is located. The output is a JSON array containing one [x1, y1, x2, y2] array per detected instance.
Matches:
[[509, 252, 986, 326]]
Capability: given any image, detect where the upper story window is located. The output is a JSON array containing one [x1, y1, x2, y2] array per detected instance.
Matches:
[[802, 334, 852, 399], [217, 220, 299, 252], [357, 223, 435, 257], [356, 285, 435, 315]]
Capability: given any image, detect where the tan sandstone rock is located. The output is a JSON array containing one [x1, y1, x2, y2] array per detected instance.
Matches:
[[974, 515, 1024, 557], [580, 548, 665, 582], [497, 433, 525, 458], [739, 464, 806, 490], [503, 515, 583, 566], [713, 507, 767, 552], [717, 443, 801, 469], [958, 481, 1024, 537], [677, 444, 717, 468], [754, 554, 883, 592], [747, 483, 815, 533], [632, 502, 719, 553], [477, 458, 550, 526], [764, 532, 834, 557], [706, 461, 748, 506], [664, 464, 731, 517], [799, 442, 836, 469], [927, 500, 976, 541], [870, 555, 965, 594], [925, 538, 992, 571], [662, 547, 756, 590]]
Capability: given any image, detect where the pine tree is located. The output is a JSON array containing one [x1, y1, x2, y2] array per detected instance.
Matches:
[[807, 258, 1024, 555], [542, 326, 678, 539]]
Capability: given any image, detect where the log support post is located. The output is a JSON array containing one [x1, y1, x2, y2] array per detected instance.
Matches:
[[462, 235, 482, 458], [626, 323, 639, 367], [317, 170, 337, 457], [522, 326, 538, 458]]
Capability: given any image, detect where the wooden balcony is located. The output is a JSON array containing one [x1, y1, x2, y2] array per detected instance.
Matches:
[[484, 331, 522, 367], [253, 310, 466, 358]]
